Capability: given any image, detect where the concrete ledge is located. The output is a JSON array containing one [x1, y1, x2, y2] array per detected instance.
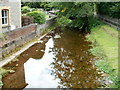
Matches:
[[0, 40, 37, 67], [0, 29, 53, 68]]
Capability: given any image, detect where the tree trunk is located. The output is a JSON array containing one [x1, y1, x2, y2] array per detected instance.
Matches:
[[82, 16, 90, 33]]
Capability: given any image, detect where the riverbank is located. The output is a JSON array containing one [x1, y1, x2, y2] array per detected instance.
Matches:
[[86, 22, 118, 88], [0, 23, 58, 88]]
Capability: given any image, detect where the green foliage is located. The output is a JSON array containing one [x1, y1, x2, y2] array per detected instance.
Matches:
[[86, 22, 118, 88], [97, 2, 120, 18], [21, 6, 30, 14], [110, 3, 120, 18], [0, 68, 9, 76], [0, 68, 9, 88], [53, 2, 94, 31], [22, 2, 54, 11], [88, 17, 104, 28], [26, 11, 46, 24], [40, 2, 54, 11], [31, 8, 36, 11], [57, 16, 71, 27]]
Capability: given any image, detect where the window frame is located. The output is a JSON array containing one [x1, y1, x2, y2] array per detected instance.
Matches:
[[1, 9, 9, 26]]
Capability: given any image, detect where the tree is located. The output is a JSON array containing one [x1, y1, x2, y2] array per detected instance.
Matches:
[[53, 2, 94, 33], [21, 6, 30, 14], [22, 2, 54, 11], [97, 2, 120, 18]]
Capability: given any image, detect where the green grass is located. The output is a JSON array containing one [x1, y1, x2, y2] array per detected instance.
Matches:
[[86, 24, 119, 88]]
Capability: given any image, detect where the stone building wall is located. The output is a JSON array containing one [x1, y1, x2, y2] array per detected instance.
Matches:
[[0, 0, 21, 33]]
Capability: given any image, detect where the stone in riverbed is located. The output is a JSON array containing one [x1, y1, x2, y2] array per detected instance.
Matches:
[[54, 34, 61, 39], [9, 70, 15, 73], [37, 40, 43, 43], [16, 64, 19, 67]]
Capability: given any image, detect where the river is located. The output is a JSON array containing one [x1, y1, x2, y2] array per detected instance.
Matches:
[[2, 28, 103, 88]]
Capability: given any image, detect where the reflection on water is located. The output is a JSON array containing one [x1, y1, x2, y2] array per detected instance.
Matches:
[[24, 38, 60, 88], [3, 29, 103, 88], [49, 30, 102, 88]]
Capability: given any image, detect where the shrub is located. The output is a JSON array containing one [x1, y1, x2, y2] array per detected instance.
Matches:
[[21, 6, 30, 14], [26, 11, 46, 24]]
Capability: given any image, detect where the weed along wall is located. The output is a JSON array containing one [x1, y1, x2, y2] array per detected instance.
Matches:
[[0, 17, 56, 61]]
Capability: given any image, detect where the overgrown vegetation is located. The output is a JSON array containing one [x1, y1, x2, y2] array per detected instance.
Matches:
[[53, 2, 95, 32], [26, 11, 46, 24], [56, 16, 71, 27], [97, 2, 120, 18], [0, 68, 9, 88], [86, 20, 119, 88]]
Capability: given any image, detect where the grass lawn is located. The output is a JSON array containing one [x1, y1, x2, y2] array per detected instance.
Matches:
[[86, 23, 119, 88]]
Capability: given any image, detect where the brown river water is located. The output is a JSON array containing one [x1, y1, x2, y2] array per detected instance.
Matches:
[[2, 29, 104, 88]]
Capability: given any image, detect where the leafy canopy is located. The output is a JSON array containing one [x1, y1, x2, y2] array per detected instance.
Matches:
[[53, 2, 94, 31]]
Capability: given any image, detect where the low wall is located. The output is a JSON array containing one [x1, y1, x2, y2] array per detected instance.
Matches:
[[0, 24, 37, 60], [36, 17, 56, 36], [0, 17, 56, 61]]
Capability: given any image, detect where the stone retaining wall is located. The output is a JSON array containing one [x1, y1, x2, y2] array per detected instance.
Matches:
[[0, 24, 37, 60], [0, 17, 56, 61], [36, 17, 56, 36]]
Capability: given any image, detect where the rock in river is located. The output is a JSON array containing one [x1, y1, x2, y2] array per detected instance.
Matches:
[[54, 34, 61, 39]]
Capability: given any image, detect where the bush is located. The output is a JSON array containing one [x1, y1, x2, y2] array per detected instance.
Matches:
[[22, 6, 30, 14], [26, 11, 46, 24]]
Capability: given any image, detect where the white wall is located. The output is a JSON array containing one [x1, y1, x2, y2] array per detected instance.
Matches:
[[0, 0, 21, 33]]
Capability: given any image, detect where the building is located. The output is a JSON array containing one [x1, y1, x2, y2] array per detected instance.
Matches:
[[0, 0, 21, 33]]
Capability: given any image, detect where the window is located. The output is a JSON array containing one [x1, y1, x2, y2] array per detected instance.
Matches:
[[2, 9, 9, 25]]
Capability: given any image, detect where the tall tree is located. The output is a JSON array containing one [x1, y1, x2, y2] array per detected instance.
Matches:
[[54, 2, 94, 33]]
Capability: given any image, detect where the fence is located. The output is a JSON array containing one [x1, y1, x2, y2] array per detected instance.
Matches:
[[97, 14, 120, 30]]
